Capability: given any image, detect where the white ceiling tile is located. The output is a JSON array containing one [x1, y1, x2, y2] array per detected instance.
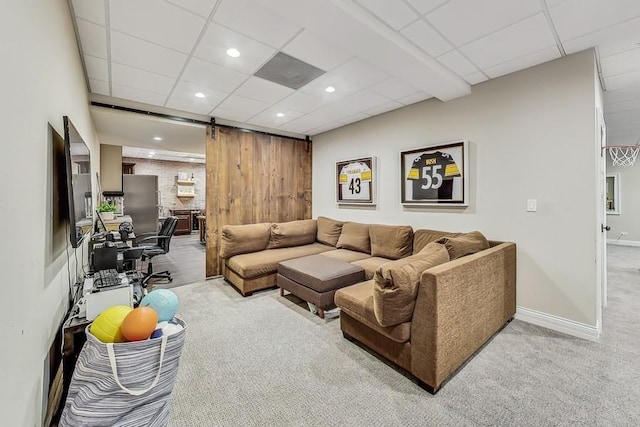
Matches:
[[210, 107, 255, 123], [605, 69, 640, 92], [282, 30, 352, 71], [370, 78, 418, 100], [194, 23, 276, 74], [217, 94, 269, 116], [483, 45, 560, 79], [604, 97, 640, 115], [76, 18, 107, 59], [460, 14, 557, 69], [437, 50, 478, 77], [232, 76, 294, 104], [84, 55, 109, 81], [278, 115, 322, 134], [111, 63, 176, 95], [110, 31, 188, 78], [110, 0, 206, 53], [332, 58, 389, 87], [181, 57, 248, 93], [397, 92, 432, 105], [406, 0, 449, 15], [337, 89, 391, 113], [601, 48, 640, 78], [337, 112, 371, 126], [166, 0, 218, 18], [273, 92, 328, 114], [604, 86, 640, 105], [112, 83, 167, 106], [213, 0, 302, 48], [562, 16, 640, 58], [171, 82, 229, 108], [426, 0, 541, 47], [247, 107, 304, 128], [400, 19, 453, 57], [166, 84, 227, 115], [89, 79, 110, 96], [364, 100, 403, 116], [298, 72, 362, 100], [463, 71, 488, 85], [72, 0, 105, 25], [549, 0, 640, 43], [354, 0, 419, 30]]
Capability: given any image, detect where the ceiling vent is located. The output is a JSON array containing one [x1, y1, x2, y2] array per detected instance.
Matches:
[[254, 52, 325, 89]]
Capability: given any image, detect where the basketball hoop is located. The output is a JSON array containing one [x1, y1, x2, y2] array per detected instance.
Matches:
[[608, 144, 640, 167]]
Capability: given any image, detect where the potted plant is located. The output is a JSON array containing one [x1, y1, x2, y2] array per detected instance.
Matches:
[[98, 202, 117, 220]]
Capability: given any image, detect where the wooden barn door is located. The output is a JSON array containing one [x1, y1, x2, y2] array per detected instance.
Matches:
[[205, 126, 312, 276]]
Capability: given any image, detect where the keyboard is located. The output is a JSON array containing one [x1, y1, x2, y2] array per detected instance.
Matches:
[[94, 269, 121, 288]]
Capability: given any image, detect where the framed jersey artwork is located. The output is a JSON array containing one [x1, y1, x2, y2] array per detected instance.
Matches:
[[336, 156, 376, 205], [400, 141, 469, 206]]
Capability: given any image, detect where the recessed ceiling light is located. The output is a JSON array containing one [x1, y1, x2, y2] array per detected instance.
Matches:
[[194, 92, 205, 98], [153, 136, 162, 141], [276, 113, 284, 117], [226, 48, 240, 58], [325, 86, 336, 93]]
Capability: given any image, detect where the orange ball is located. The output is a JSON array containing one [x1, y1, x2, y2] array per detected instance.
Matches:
[[121, 307, 159, 341]]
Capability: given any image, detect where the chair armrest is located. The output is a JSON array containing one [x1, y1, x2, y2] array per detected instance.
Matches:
[[136, 236, 171, 244], [409, 242, 516, 390]]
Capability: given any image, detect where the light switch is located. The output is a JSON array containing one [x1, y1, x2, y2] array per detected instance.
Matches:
[[527, 199, 537, 212]]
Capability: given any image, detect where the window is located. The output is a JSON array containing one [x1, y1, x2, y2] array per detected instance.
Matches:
[[606, 174, 620, 215]]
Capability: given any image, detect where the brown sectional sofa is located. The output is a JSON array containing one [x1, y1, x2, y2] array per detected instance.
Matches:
[[220, 217, 516, 393]]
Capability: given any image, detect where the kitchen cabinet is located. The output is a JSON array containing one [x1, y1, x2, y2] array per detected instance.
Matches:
[[171, 209, 192, 235]]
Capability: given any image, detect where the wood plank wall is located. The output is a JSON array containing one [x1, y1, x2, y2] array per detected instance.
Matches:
[[205, 126, 312, 276]]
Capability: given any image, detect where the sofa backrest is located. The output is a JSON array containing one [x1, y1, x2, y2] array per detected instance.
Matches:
[[336, 222, 371, 254], [369, 224, 414, 260], [268, 219, 317, 249], [316, 216, 343, 247], [220, 223, 272, 259], [412, 229, 462, 254]]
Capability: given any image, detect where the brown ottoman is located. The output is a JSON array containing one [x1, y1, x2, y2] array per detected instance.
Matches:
[[277, 254, 365, 319]]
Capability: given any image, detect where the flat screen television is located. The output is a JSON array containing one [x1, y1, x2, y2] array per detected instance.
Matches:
[[63, 116, 92, 248]]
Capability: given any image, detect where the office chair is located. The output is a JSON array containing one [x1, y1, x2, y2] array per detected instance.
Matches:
[[135, 216, 178, 286]]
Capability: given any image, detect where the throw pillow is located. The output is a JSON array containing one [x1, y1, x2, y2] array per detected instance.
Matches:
[[220, 223, 272, 259], [268, 219, 317, 249], [373, 242, 450, 327], [369, 224, 414, 260], [336, 222, 371, 254], [437, 231, 490, 260], [316, 216, 344, 247]]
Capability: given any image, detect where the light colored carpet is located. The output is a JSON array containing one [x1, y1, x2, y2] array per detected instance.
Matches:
[[167, 245, 640, 426]]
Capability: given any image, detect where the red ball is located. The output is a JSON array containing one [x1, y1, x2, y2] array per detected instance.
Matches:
[[121, 307, 159, 341]]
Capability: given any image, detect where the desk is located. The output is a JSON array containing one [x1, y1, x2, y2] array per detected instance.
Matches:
[[104, 215, 133, 232]]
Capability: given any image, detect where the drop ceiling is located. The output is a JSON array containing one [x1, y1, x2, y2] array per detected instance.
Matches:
[[71, 0, 640, 142]]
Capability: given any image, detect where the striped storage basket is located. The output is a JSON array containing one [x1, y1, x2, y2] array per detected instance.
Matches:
[[60, 318, 186, 427]]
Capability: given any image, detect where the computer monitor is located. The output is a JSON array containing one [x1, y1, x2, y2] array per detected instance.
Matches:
[[94, 209, 108, 234]]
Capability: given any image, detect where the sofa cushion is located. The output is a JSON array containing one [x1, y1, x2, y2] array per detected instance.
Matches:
[[220, 223, 272, 259], [412, 229, 461, 254], [319, 249, 371, 263], [316, 216, 344, 247], [226, 243, 332, 279], [369, 224, 413, 260], [335, 280, 411, 343], [373, 242, 450, 327], [268, 219, 317, 249], [336, 222, 371, 254], [351, 257, 393, 280], [437, 231, 490, 260]]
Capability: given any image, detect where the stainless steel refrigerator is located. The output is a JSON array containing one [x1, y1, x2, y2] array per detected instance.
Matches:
[[123, 175, 159, 235]]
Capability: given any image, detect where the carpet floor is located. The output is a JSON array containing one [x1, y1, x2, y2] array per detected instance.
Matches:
[[167, 245, 640, 426]]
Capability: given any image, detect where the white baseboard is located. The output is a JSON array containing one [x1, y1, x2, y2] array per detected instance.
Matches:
[[606, 239, 640, 247], [515, 306, 600, 342]]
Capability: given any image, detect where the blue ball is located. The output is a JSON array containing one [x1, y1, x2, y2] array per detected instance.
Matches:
[[140, 289, 179, 322]]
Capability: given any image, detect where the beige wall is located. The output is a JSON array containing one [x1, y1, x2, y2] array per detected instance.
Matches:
[[0, 0, 100, 424], [313, 51, 600, 332], [123, 157, 206, 212]]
